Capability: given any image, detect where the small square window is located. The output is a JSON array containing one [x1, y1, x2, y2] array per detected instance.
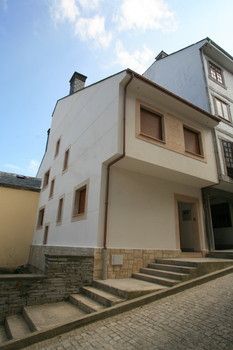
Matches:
[[73, 186, 87, 217], [43, 170, 50, 189], [37, 208, 45, 228], [63, 148, 70, 171], [57, 197, 64, 223], [49, 178, 55, 198], [209, 62, 224, 86], [184, 127, 202, 156], [140, 107, 164, 141], [43, 225, 49, 245], [54, 138, 61, 158], [214, 97, 230, 121]]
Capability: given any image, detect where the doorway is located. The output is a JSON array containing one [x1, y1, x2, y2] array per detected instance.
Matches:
[[177, 201, 200, 252]]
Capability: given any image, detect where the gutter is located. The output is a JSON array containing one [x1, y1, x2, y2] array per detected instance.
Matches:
[[102, 71, 134, 279]]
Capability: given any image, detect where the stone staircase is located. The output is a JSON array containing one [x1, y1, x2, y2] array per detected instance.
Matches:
[[0, 257, 233, 347]]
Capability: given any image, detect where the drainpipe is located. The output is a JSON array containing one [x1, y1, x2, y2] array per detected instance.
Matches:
[[102, 72, 134, 280]]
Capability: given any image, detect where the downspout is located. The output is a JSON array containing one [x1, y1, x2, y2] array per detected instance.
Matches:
[[102, 72, 134, 279]]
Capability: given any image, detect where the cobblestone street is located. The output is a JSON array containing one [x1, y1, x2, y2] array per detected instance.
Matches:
[[25, 273, 233, 350]]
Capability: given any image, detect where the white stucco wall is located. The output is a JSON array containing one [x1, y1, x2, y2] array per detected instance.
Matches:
[[107, 166, 205, 250], [33, 72, 127, 248], [144, 40, 209, 112]]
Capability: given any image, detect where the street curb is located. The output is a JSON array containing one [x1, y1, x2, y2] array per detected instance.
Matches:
[[1, 265, 233, 350]]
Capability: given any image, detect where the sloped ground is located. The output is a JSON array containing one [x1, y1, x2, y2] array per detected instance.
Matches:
[[25, 272, 233, 350]]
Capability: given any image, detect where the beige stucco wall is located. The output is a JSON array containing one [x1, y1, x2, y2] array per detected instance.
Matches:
[[107, 166, 206, 251], [0, 187, 39, 268]]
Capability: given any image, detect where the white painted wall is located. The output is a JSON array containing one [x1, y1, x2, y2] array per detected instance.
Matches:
[[107, 166, 206, 251], [144, 39, 209, 112], [33, 72, 127, 248]]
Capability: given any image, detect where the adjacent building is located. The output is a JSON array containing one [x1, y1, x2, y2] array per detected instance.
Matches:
[[144, 38, 233, 251], [0, 172, 41, 268], [29, 69, 219, 279]]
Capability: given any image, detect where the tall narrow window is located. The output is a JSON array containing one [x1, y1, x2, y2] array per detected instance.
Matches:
[[222, 140, 233, 178], [56, 197, 64, 224], [43, 225, 49, 245], [49, 178, 55, 198], [43, 170, 50, 189], [208, 62, 224, 85], [184, 127, 202, 156], [140, 107, 163, 141], [63, 148, 70, 171], [37, 208, 45, 228], [54, 138, 61, 158], [214, 97, 230, 121], [73, 186, 87, 217]]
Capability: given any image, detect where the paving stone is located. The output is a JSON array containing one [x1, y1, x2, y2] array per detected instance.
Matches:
[[25, 273, 233, 350]]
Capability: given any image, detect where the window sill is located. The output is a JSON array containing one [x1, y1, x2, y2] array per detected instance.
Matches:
[[138, 133, 165, 144], [208, 75, 226, 90], [185, 150, 204, 159], [71, 213, 87, 222], [37, 225, 43, 230]]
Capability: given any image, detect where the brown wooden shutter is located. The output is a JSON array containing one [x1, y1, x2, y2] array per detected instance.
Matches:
[[78, 187, 86, 214], [140, 108, 163, 140], [184, 128, 201, 155]]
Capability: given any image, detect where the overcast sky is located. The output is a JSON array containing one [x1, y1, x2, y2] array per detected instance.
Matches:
[[0, 0, 232, 176]]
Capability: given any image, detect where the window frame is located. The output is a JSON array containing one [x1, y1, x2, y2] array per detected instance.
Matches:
[[183, 126, 204, 157], [49, 177, 55, 199], [72, 181, 89, 221], [213, 96, 231, 123], [221, 138, 233, 179], [63, 147, 70, 172], [54, 138, 61, 158], [208, 61, 225, 87], [56, 195, 64, 224], [43, 224, 49, 245], [139, 105, 165, 143], [37, 206, 45, 229], [42, 169, 50, 189]]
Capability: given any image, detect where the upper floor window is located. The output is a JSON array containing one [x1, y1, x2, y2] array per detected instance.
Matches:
[[140, 107, 164, 142], [208, 62, 224, 86], [43, 169, 50, 189], [63, 148, 70, 172], [214, 97, 231, 121], [49, 178, 55, 198], [37, 207, 45, 228], [54, 138, 61, 158], [43, 225, 49, 245], [72, 185, 87, 218], [183, 127, 203, 156], [222, 140, 233, 179], [56, 197, 64, 224]]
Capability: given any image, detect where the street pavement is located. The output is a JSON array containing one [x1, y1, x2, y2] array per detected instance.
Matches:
[[25, 273, 233, 350]]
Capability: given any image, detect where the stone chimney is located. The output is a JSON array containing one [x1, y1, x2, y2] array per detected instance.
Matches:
[[155, 50, 168, 61], [69, 71, 87, 94]]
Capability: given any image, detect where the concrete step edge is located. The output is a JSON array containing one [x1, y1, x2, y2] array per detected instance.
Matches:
[[1, 265, 233, 350], [140, 267, 188, 280], [132, 273, 178, 286], [148, 263, 196, 272], [155, 259, 199, 267], [69, 294, 104, 313], [22, 308, 38, 332], [81, 287, 123, 307]]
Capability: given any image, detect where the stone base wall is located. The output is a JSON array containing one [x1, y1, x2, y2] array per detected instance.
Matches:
[[93, 248, 182, 279], [0, 254, 93, 323]]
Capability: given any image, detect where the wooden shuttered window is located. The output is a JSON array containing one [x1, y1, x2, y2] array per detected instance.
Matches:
[[222, 140, 233, 179], [73, 186, 87, 217], [56, 197, 64, 223], [184, 127, 202, 156], [43, 170, 50, 189], [37, 208, 45, 228], [140, 107, 163, 141]]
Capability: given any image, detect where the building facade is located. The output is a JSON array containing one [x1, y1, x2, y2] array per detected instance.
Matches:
[[144, 38, 233, 251], [30, 69, 219, 279], [0, 172, 41, 268]]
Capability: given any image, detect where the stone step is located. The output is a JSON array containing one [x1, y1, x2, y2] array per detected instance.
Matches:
[[140, 267, 188, 280], [0, 325, 8, 344], [148, 263, 197, 274], [155, 259, 199, 268], [81, 286, 124, 307], [5, 314, 32, 340], [23, 301, 86, 331], [132, 273, 178, 287], [69, 293, 105, 313]]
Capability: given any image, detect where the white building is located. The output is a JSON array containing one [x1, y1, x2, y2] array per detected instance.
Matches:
[[144, 38, 233, 251], [29, 69, 219, 279]]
